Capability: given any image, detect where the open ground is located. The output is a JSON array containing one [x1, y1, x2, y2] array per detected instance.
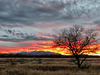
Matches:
[[0, 58, 100, 75]]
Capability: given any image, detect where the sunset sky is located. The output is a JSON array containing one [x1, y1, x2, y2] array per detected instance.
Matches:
[[0, 0, 100, 54]]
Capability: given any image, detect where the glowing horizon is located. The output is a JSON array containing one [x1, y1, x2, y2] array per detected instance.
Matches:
[[0, 41, 100, 56], [0, 0, 100, 55]]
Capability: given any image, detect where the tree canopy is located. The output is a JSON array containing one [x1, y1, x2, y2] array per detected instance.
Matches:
[[53, 25, 98, 68]]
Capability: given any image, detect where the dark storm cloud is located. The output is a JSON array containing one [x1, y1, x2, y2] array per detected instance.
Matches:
[[0, 0, 62, 27], [0, 0, 100, 43], [0, 0, 100, 27], [2, 35, 9, 38], [0, 29, 54, 42], [0, 36, 53, 42]]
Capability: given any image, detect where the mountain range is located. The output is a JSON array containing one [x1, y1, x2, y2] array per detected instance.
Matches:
[[9, 51, 61, 55]]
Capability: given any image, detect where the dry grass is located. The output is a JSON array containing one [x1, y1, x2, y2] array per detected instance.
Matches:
[[0, 58, 100, 75]]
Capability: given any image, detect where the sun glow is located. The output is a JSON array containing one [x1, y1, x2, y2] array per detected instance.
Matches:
[[21, 44, 100, 56], [0, 40, 100, 56]]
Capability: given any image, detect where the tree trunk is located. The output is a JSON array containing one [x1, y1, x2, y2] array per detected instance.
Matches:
[[77, 59, 81, 68], [78, 63, 81, 68]]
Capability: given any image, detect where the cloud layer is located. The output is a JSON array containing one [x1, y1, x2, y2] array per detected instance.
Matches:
[[0, 0, 100, 26], [0, 0, 100, 48]]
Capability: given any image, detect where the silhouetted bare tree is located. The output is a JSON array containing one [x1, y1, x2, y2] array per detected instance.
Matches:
[[53, 25, 98, 68]]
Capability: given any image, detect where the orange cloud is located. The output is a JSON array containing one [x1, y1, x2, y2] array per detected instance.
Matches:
[[0, 40, 100, 56]]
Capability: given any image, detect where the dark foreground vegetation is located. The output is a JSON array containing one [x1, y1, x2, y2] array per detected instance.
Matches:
[[0, 57, 100, 75], [0, 54, 100, 58]]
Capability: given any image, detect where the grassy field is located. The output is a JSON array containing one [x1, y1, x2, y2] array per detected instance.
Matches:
[[0, 58, 100, 75]]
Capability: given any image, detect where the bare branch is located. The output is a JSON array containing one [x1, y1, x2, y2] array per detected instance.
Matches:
[[53, 25, 98, 68]]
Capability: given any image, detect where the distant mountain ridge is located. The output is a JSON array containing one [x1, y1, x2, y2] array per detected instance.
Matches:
[[8, 51, 61, 55]]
